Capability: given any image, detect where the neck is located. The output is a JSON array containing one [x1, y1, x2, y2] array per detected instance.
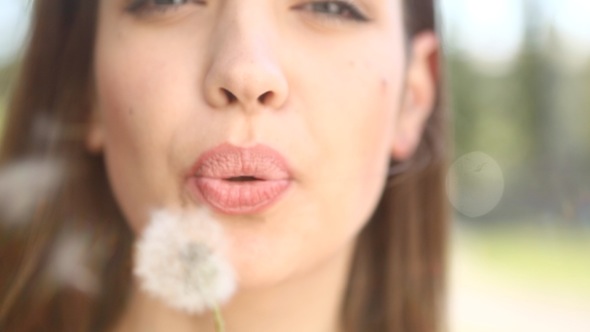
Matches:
[[113, 241, 355, 332]]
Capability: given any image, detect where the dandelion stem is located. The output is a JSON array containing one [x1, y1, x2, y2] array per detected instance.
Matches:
[[213, 303, 225, 332]]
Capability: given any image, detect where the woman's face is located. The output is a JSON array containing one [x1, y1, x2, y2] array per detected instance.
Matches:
[[92, 0, 436, 288]]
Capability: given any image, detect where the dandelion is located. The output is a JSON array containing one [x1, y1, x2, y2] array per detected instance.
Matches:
[[134, 208, 236, 331]]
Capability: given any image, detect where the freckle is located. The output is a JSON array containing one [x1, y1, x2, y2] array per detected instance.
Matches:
[[128, 108, 134, 116], [349, 60, 356, 67]]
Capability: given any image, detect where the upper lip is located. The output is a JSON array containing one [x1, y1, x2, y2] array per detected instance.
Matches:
[[190, 143, 292, 181]]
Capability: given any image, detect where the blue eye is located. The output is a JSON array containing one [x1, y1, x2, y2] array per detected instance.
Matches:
[[296, 1, 369, 22]]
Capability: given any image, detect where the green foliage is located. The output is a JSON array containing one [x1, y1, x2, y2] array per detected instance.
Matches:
[[0, 61, 19, 141], [444, 43, 590, 224], [456, 224, 590, 296], [0, 91, 6, 142]]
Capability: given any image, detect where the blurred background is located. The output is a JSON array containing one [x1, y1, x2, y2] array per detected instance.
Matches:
[[1, 0, 589, 331], [440, 0, 590, 331]]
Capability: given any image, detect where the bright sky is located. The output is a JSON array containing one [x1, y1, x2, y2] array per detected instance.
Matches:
[[0, 0, 31, 66], [551, 0, 590, 58], [440, 0, 590, 71], [0, 0, 589, 68], [440, 0, 525, 65]]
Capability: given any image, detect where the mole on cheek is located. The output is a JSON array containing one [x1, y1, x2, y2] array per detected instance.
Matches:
[[380, 78, 389, 92]]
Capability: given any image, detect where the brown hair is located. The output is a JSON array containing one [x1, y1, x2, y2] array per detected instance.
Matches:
[[343, 2, 448, 331], [0, 1, 447, 331]]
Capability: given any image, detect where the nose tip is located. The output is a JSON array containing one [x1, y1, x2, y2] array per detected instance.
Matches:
[[204, 53, 289, 111]]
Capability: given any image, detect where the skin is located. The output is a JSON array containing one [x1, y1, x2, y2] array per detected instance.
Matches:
[[89, 0, 438, 330]]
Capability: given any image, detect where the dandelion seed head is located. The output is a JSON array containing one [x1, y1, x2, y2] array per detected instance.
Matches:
[[134, 208, 236, 314]]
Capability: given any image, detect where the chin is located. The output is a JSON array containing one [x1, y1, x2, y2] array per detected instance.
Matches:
[[223, 218, 354, 291]]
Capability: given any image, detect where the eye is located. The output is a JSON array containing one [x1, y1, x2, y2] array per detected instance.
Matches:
[[126, 0, 204, 14], [294, 1, 369, 22]]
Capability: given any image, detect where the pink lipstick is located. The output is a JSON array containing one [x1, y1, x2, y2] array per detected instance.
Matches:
[[186, 143, 292, 215]]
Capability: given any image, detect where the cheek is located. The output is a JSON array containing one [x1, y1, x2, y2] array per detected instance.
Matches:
[[94, 61, 157, 231], [272, 50, 405, 276], [306, 56, 403, 213], [93, 37, 195, 231], [325, 73, 399, 230]]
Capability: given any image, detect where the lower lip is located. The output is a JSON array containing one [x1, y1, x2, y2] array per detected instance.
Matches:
[[187, 177, 291, 215]]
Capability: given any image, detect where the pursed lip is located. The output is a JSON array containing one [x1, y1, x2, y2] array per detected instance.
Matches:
[[185, 143, 293, 215]]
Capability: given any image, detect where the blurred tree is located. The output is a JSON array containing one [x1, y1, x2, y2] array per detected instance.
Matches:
[[444, 0, 590, 224]]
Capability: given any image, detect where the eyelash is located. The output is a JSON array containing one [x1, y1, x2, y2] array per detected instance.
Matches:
[[294, 1, 369, 22], [125, 0, 204, 14], [125, 0, 369, 22]]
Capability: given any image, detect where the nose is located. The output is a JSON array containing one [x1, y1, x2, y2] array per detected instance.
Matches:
[[203, 11, 289, 111]]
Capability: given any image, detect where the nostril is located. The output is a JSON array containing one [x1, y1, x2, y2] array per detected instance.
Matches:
[[258, 91, 274, 104], [221, 88, 237, 103]]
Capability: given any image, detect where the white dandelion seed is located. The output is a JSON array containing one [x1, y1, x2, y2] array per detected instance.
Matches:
[[48, 230, 99, 295], [134, 208, 236, 314], [0, 157, 64, 226]]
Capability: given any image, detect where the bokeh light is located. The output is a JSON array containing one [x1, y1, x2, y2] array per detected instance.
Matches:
[[446, 152, 504, 218]]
